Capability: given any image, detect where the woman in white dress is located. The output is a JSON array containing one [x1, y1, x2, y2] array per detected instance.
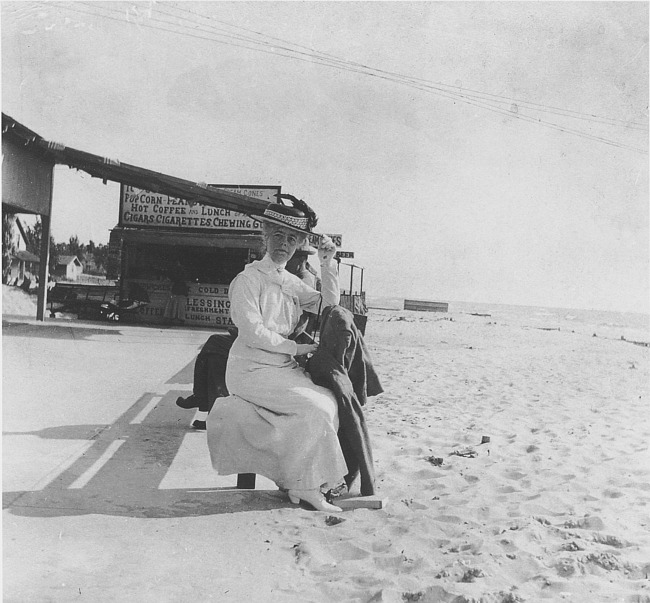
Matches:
[[207, 198, 347, 512]]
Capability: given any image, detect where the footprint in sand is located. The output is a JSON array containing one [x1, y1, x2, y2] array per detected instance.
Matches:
[[498, 537, 518, 554], [497, 485, 519, 494], [505, 470, 528, 481], [374, 554, 425, 573], [370, 540, 393, 553], [402, 500, 429, 510], [432, 514, 464, 524], [602, 488, 624, 498], [292, 539, 374, 584], [292, 542, 336, 568], [414, 468, 446, 480], [396, 445, 428, 456], [325, 541, 372, 561]]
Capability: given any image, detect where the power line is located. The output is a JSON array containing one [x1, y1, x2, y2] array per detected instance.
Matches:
[[4, 1, 42, 22], [57, 0, 650, 136], [166, 2, 647, 131], [116, 2, 650, 152], [145, 4, 650, 145], [24, 1, 650, 154]]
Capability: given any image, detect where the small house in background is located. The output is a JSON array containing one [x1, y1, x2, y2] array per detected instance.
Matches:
[[6, 249, 40, 286], [54, 255, 83, 281], [3, 215, 40, 286]]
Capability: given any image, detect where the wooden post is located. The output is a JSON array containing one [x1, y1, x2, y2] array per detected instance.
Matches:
[[236, 473, 256, 489], [36, 170, 54, 320], [118, 235, 127, 307]]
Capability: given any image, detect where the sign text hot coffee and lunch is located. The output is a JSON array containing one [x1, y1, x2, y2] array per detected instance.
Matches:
[[117, 185, 343, 327]]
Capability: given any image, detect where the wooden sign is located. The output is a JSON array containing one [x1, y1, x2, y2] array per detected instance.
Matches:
[[309, 233, 342, 247], [119, 184, 280, 232]]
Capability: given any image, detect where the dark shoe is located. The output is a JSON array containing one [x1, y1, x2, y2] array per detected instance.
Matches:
[[191, 420, 206, 430], [176, 395, 199, 409]]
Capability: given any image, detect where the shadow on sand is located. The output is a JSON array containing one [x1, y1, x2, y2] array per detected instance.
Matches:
[[2, 319, 125, 341], [3, 376, 286, 518], [1, 318, 211, 342]]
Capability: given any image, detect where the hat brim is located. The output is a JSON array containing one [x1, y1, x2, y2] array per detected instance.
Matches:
[[255, 215, 313, 236], [294, 246, 317, 255]]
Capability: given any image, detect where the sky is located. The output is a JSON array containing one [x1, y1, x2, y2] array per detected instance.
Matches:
[[2, 1, 648, 313]]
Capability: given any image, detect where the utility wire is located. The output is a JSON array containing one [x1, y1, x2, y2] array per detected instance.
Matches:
[[148, 2, 649, 132], [103, 2, 650, 153], [161, 1, 647, 131], [165, 2, 647, 131], [61, 0, 650, 133], [5, 1, 42, 22], [25, 1, 650, 154], [147, 3, 650, 142]]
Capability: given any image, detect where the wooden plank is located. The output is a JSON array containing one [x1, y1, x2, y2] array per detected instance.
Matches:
[[404, 299, 448, 312], [336, 495, 388, 510]]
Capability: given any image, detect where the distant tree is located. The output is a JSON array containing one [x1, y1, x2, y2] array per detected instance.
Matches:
[[93, 243, 109, 272], [68, 235, 84, 262], [18, 223, 109, 279], [2, 212, 17, 282], [23, 218, 42, 255], [24, 217, 58, 272]]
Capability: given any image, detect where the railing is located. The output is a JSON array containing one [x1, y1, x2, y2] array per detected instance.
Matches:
[[48, 282, 119, 319], [340, 292, 367, 315]]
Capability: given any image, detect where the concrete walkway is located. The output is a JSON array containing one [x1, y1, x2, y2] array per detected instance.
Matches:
[[2, 315, 289, 602]]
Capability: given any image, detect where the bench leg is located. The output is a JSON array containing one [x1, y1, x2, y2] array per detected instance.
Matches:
[[237, 473, 256, 489]]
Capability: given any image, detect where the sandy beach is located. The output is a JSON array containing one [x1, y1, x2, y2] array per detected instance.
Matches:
[[3, 286, 649, 602]]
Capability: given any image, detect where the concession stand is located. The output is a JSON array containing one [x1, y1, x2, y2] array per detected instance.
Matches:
[[3, 113, 365, 328], [109, 184, 279, 327]]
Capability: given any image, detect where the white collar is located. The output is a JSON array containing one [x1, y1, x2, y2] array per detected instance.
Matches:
[[259, 253, 287, 274]]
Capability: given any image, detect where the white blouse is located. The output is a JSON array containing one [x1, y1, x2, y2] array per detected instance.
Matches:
[[228, 254, 339, 367]]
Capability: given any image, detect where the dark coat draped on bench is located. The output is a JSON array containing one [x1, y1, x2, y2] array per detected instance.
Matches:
[[308, 305, 383, 496]]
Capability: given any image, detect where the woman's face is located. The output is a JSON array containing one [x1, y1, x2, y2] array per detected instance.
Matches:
[[265, 225, 302, 264]]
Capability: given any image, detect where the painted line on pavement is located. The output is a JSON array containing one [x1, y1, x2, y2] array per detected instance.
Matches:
[[68, 440, 125, 489], [130, 395, 163, 424], [158, 384, 191, 394], [32, 439, 97, 490]]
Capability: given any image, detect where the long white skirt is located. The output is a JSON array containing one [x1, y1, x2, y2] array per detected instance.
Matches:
[[207, 356, 347, 490]]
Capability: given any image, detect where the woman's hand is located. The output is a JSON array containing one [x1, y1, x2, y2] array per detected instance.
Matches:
[[318, 235, 337, 264], [295, 343, 318, 356]]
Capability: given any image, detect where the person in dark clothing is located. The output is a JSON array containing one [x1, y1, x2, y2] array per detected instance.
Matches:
[[308, 304, 383, 496], [164, 259, 189, 324], [286, 240, 321, 341], [285, 240, 320, 290], [176, 330, 237, 429]]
